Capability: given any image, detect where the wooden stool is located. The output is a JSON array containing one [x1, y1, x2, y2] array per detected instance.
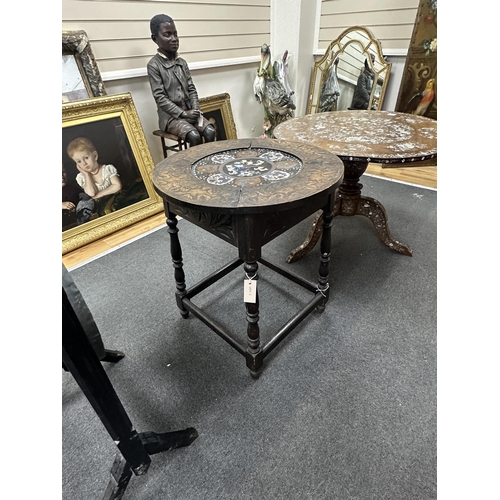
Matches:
[[153, 130, 188, 158]]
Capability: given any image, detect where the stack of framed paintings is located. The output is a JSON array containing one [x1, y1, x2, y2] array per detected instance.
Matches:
[[62, 31, 162, 254]]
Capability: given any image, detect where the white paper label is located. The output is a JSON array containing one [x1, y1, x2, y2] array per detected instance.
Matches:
[[244, 279, 257, 303]]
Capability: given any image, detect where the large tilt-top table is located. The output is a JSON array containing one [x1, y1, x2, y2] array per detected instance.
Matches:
[[153, 138, 344, 378], [274, 110, 437, 261]]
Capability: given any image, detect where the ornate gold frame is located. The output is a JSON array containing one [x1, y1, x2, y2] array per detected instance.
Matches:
[[199, 93, 238, 140], [62, 30, 106, 102], [62, 93, 163, 254], [307, 26, 392, 114]]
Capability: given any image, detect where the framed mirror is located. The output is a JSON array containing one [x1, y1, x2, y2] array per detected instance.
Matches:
[[62, 30, 106, 103], [307, 26, 392, 114]]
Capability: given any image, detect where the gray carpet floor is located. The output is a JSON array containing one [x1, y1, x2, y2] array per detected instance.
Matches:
[[63, 175, 437, 499]]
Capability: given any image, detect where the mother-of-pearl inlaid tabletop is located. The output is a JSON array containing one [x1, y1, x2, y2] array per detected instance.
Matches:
[[153, 138, 344, 211], [274, 110, 437, 163]]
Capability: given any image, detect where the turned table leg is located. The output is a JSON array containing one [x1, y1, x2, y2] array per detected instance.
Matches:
[[316, 200, 334, 312], [166, 211, 189, 318], [244, 260, 263, 379]]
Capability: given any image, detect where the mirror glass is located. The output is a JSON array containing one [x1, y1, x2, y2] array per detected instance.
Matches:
[[62, 31, 106, 103], [307, 26, 392, 114], [62, 54, 91, 103]]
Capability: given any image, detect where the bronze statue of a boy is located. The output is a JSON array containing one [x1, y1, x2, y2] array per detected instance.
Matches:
[[147, 14, 216, 146]]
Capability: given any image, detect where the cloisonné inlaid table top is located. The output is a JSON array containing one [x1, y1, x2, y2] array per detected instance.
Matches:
[[274, 110, 437, 260], [153, 138, 344, 378]]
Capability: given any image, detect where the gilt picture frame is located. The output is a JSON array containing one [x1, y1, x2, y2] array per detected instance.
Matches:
[[62, 30, 106, 103], [199, 93, 238, 141], [62, 93, 163, 254]]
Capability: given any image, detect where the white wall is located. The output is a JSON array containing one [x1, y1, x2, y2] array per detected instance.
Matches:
[[270, 0, 319, 116], [104, 52, 407, 167], [62, 0, 271, 73], [381, 56, 406, 111], [70, 0, 411, 168]]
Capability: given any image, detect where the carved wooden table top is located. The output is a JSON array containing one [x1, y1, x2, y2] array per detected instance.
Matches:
[[152, 138, 344, 212], [274, 110, 437, 164]]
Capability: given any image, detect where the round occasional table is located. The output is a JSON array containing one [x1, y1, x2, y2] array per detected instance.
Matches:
[[153, 138, 344, 378], [274, 110, 437, 261]]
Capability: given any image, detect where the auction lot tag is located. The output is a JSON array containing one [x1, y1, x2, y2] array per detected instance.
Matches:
[[244, 279, 257, 303]]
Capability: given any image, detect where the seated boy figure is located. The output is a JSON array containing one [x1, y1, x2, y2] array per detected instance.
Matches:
[[147, 14, 216, 147]]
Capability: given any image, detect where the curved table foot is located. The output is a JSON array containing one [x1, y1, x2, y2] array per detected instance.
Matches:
[[356, 196, 412, 256], [287, 210, 324, 263]]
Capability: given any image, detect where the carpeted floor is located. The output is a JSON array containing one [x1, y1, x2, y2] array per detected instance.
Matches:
[[63, 175, 437, 499]]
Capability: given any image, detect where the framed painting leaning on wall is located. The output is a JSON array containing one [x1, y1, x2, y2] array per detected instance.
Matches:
[[62, 93, 163, 254], [199, 93, 238, 141]]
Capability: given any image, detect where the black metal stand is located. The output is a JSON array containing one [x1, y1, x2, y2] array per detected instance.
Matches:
[[102, 430, 199, 499], [62, 288, 198, 500]]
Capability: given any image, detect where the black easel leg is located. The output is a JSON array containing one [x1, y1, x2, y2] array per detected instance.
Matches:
[[102, 454, 134, 500], [63, 348, 124, 372], [63, 288, 198, 499], [102, 430, 198, 500], [101, 349, 126, 363]]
